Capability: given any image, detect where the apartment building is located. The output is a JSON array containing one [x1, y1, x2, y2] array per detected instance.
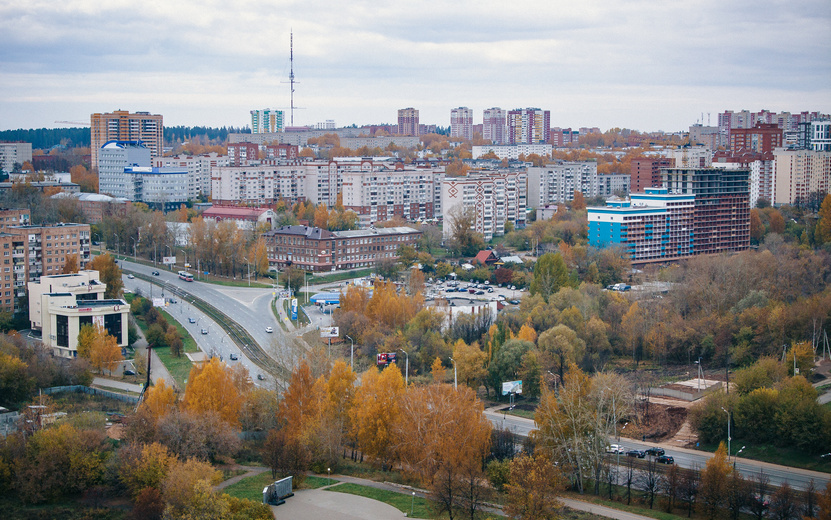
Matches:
[[729, 123, 783, 154], [588, 188, 696, 263], [661, 168, 750, 255], [471, 144, 553, 160], [250, 109, 285, 134], [228, 143, 259, 166], [630, 157, 673, 193], [0, 142, 33, 173], [98, 140, 152, 198], [122, 167, 188, 210], [154, 152, 228, 198], [264, 225, 421, 271], [0, 208, 30, 231], [712, 151, 775, 207], [28, 271, 128, 358], [398, 108, 420, 136], [773, 149, 831, 205], [797, 120, 831, 152], [483, 108, 506, 145], [666, 146, 712, 168], [507, 108, 550, 144], [441, 170, 527, 241], [527, 162, 629, 207], [450, 107, 474, 140], [90, 110, 163, 169], [341, 165, 444, 225], [8, 223, 91, 283]]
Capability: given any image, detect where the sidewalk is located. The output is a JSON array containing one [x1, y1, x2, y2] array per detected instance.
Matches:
[[132, 324, 179, 391], [92, 377, 143, 393]]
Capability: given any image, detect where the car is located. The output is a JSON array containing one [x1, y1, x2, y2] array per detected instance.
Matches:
[[265, 326, 273, 333], [169, 298, 177, 304], [626, 449, 646, 458], [152, 271, 160, 276], [188, 317, 196, 323], [645, 447, 665, 457], [487, 287, 493, 293], [606, 444, 625, 454], [201, 328, 208, 335], [508, 299, 520, 305], [127, 274, 134, 279], [475, 290, 485, 295], [656, 455, 675, 464], [123, 369, 136, 376], [257, 374, 265, 381], [229, 353, 239, 360]]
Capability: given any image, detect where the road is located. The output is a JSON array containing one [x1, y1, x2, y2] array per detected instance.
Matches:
[[485, 408, 829, 491]]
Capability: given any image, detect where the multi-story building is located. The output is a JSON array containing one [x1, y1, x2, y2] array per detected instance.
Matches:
[[28, 271, 128, 358], [450, 107, 473, 140], [507, 108, 550, 144], [341, 165, 444, 225], [712, 151, 775, 207], [796, 120, 831, 152], [0, 142, 33, 173], [264, 225, 422, 271], [98, 140, 152, 198], [0, 208, 30, 231], [550, 128, 579, 147], [441, 170, 527, 241], [661, 168, 750, 255], [729, 123, 783, 154], [228, 142, 260, 166], [666, 146, 712, 168], [482, 108, 506, 144], [122, 167, 188, 211], [773, 148, 831, 205], [0, 232, 26, 312], [250, 109, 285, 134], [527, 162, 629, 207], [90, 110, 163, 169], [201, 206, 277, 231], [717, 109, 829, 148], [588, 188, 696, 263], [154, 152, 228, 199], [630, 157, 673, 193], [689, 124, 722, 149], [471, 144, 552, 160], [8, 223, 91, 281], [398, 108, 420, 136], [266, 144, 299, 161]]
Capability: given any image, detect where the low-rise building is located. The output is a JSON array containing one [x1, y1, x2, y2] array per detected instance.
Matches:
[[201, 206, 276, 230]]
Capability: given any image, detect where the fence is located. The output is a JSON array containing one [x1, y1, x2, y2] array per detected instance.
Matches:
[[263, 476, 294, 506], [42, 385, 140, 405]]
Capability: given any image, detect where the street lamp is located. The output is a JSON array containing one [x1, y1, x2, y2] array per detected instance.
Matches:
[[411, 491, 415, 517], [130, 237, 137, 262], [113, 232, 120, 256], [397, 348, 409, 386], [721, 406, 732, 463], [734, 445, 745, 469], [449, 356, 457, 389], [242, 256, 251, 287], [327, 467, 331, 486], [346, 335, 354, 369], [695, 357, 703, 392]]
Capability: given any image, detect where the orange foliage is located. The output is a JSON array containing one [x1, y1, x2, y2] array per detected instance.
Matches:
[[364, 281, 423, 331], [182, 358, 248, 427]]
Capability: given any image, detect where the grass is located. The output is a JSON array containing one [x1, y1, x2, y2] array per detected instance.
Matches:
[[283, 299, 311, 327], [563, 492, 695, 520], [222, 468, 248, 481], [222, 472, 333, 502], [158, 309, 199, 353], [502, 408, 536, 420], [0, 496, 128, 520], [327, 482, 434, 519], [696, 441, 831, 473], [309, 268, 373, 285], [271, 298, 289, 331], [133, 316, 194, 389]]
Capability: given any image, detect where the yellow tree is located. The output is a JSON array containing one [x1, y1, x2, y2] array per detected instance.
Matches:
[[817, 194, 831, 245], [88, 326, 123, 374], [62, 254, 79, 274], [517, 320, 538, 343], [250, 237, 269, 277], [278, 360, 325, 443], [118, 442, 178, 497], [182, 358, 247, 427], [700, 442, 731, 519], [86, 253, 123, 298], [351, 364, 404, 469], [452, 339, 487, 389], [314, 204, 329, 229], [505, 453, 565, 520], [142, 378, 178, 420], [76, 324, 96, 359], [431, 357, 446, 384]]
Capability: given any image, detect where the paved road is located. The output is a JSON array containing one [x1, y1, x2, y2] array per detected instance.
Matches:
[[485, 407, 829, 491], [92, 377, 143, 393]]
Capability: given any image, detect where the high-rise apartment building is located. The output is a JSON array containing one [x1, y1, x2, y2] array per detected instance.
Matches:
[[796, 120, 831, 151], [0, 142, 33, 173], [250, 109, 285, 134], [527, 162, 629, 207], [482, 108, 506, 144], [450, 107, 473, 140], [397, 108, 420, 136], [630, 157, 673, 193], [441, 170, 527, 241], [507, 108, 550, 144], [228, 142, 260, 166], [773, 149, 831, 205], [712, 151, 775, 207], [90, 110, 163, 169], [154, 152, 228, 199], [9, 223, 92, 283], [729, 123, 783, 153], [98, 141, 151, 198], [341, 165, 444, 225]]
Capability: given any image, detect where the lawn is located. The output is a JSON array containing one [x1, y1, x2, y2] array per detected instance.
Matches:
[[158, 309, 199, 353], [222, 472, 331, 502], [283, 299, 311, 326], [696, 441, 831, 473], [563, 492, 697, 520], [133, 313, 195, 389], [327, 482, 434, 519], [310, 268, 373, 285]]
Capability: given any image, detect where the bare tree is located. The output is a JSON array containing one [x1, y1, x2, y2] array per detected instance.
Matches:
[[662, 464, 681, 513], [769, 482, 799, 520], [624, 454, 635, 505], [639, 458, 661, 509], [749, 470, 770, 520], [726, 469, 748, 520], [679, 464, 700, 518]]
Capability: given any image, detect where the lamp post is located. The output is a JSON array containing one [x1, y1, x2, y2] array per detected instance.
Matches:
[[734, 446, 745, 470], [327, 467, 331, 487], [397, 348, 409, 386], [411, 491, 415, 517], [130, 237, 137, 262], [346, 335, 354, 369], [449, 357, 457, 389], [695, 357, 703, 392], [113, 232, 119, 256], [721, 406, 731, 463], [242, 256, 251, 287]]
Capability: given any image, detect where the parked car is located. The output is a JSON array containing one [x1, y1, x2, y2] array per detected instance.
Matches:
[[606, 444, 625, 454], [265, 326, 273, 333], [626, 449, 646, 458], [127, 274, 134, 279], [188, 317, 196, 323], [508, 299, 520, 305], [656, 455, 675, 464], [487, 287, 493, 293], [475, 290, 485, 295], [257, 374, 265, 380], [123, 369, 136, 376], [152, 271, 160, 276], [229, 353, 239, 360], [201, 328, 208, 335], [645, 447, 665, 457]]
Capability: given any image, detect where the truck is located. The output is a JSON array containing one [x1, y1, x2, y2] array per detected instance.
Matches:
[[606, 283, 631, 292]]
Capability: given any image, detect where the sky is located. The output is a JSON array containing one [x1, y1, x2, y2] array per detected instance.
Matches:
[[1, 0, 830, 133]]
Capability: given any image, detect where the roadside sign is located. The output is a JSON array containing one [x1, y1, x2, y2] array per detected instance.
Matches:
[[291, 298, 298, 320], [502, 380, 523, 395], [320, 327, 339, 338]]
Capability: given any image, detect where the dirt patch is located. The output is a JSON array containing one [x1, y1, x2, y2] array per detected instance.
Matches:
[[106, 423, 124, 441], [640, 404, 687, 442]]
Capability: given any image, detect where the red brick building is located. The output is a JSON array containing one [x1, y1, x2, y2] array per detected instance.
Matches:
[[228, 142, 259, 166], [630, 157, 672, 193], [729, 123, 783, 154]]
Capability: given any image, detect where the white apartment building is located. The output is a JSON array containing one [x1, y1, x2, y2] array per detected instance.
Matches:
[[154, 153, 229, 199], [123, 167, 188, 210], [527, 162, 629, 207], [472, 144, 552, 160], [450, 107, 473, 140], [341, 165, 444, 225], [250, 109, 284, 133], [98, 141, 151, 199], [0, 142, 33, 173], [666, 146, 713, 168], [773, 148, 831, 205], [482, 108, 506, 145], [441, 170, 527, 241]]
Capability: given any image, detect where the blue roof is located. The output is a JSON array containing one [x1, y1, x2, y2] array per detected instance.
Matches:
[[310, 292, 341, 304]]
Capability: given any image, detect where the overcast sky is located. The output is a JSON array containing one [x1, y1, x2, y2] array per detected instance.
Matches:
[[2, 0, 830, 133]]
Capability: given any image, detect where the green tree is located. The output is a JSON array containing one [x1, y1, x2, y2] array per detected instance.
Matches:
[[530, 252, 569, 302], [818, 194, 831, 244]]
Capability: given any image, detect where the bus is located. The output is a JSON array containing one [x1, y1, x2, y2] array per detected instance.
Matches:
[[178, 271, 194, 282]]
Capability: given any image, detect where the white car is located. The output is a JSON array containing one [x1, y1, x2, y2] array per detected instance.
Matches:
[[606, 444, 625, 454], [127, 274, 134, 279], [265, 326, 273, 333]]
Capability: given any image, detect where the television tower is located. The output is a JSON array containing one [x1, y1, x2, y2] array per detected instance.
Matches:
[[289, 31, 296, 127]]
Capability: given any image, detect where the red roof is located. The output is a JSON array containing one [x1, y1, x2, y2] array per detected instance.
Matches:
[[202, 206, 270, 221], [474, 250, 499, 265]]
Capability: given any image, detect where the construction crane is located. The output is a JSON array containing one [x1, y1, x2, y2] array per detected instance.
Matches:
[[54, 120, 90, 126]]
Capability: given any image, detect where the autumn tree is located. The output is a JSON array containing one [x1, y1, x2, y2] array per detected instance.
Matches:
[[700, 442, 731, 519], [86, 253, 123, 298], [351, 364, 404, 469], [161, 458, 222, 519], [88, 325, 123, 375], [571, 190, 586, 210], [817, 194, 831, 244], [452, 339, 487, 390], [262, 427, 310, 483], [142, 378, 178, 420], [76, 324, 97, 359], [504, 453, 565, 520], [118, 442, 178, 498], [530, 252, 569, 302], [537, 324, 585, 383], [62, 253, 79, 274], [182, 358, 249, 427], [447, 205, 485, 257]]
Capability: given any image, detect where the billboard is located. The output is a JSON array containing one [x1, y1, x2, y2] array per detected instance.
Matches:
[[290, 298, 298, 320], [162, 256, 176, 265], [152, 298, 166, 307], [376, 352, 397, 367], [502, 380, 523, 395], [320, 327, 339, 338]]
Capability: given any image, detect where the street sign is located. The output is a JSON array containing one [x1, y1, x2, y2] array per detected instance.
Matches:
[[502, 380, 523, 395], [320, 327, 339, 338], [291, 298, 298, 320]]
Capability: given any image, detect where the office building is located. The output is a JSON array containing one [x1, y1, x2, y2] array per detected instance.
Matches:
[[588, 188, 696, 263], [441, 170, 527, 241], [397, 108, 420, 136], [507, 108, 550, 144], [250, 109, 285, 134], [28, 271, 129, 358], [483, 108, 506, 145], [450, 107, 474, 140], [0, 142, 33, 173], [773, 149, 831, 205], [90, 110, 163, 169], [264, 225, 421, 271], [154, 152, 228, 199]]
